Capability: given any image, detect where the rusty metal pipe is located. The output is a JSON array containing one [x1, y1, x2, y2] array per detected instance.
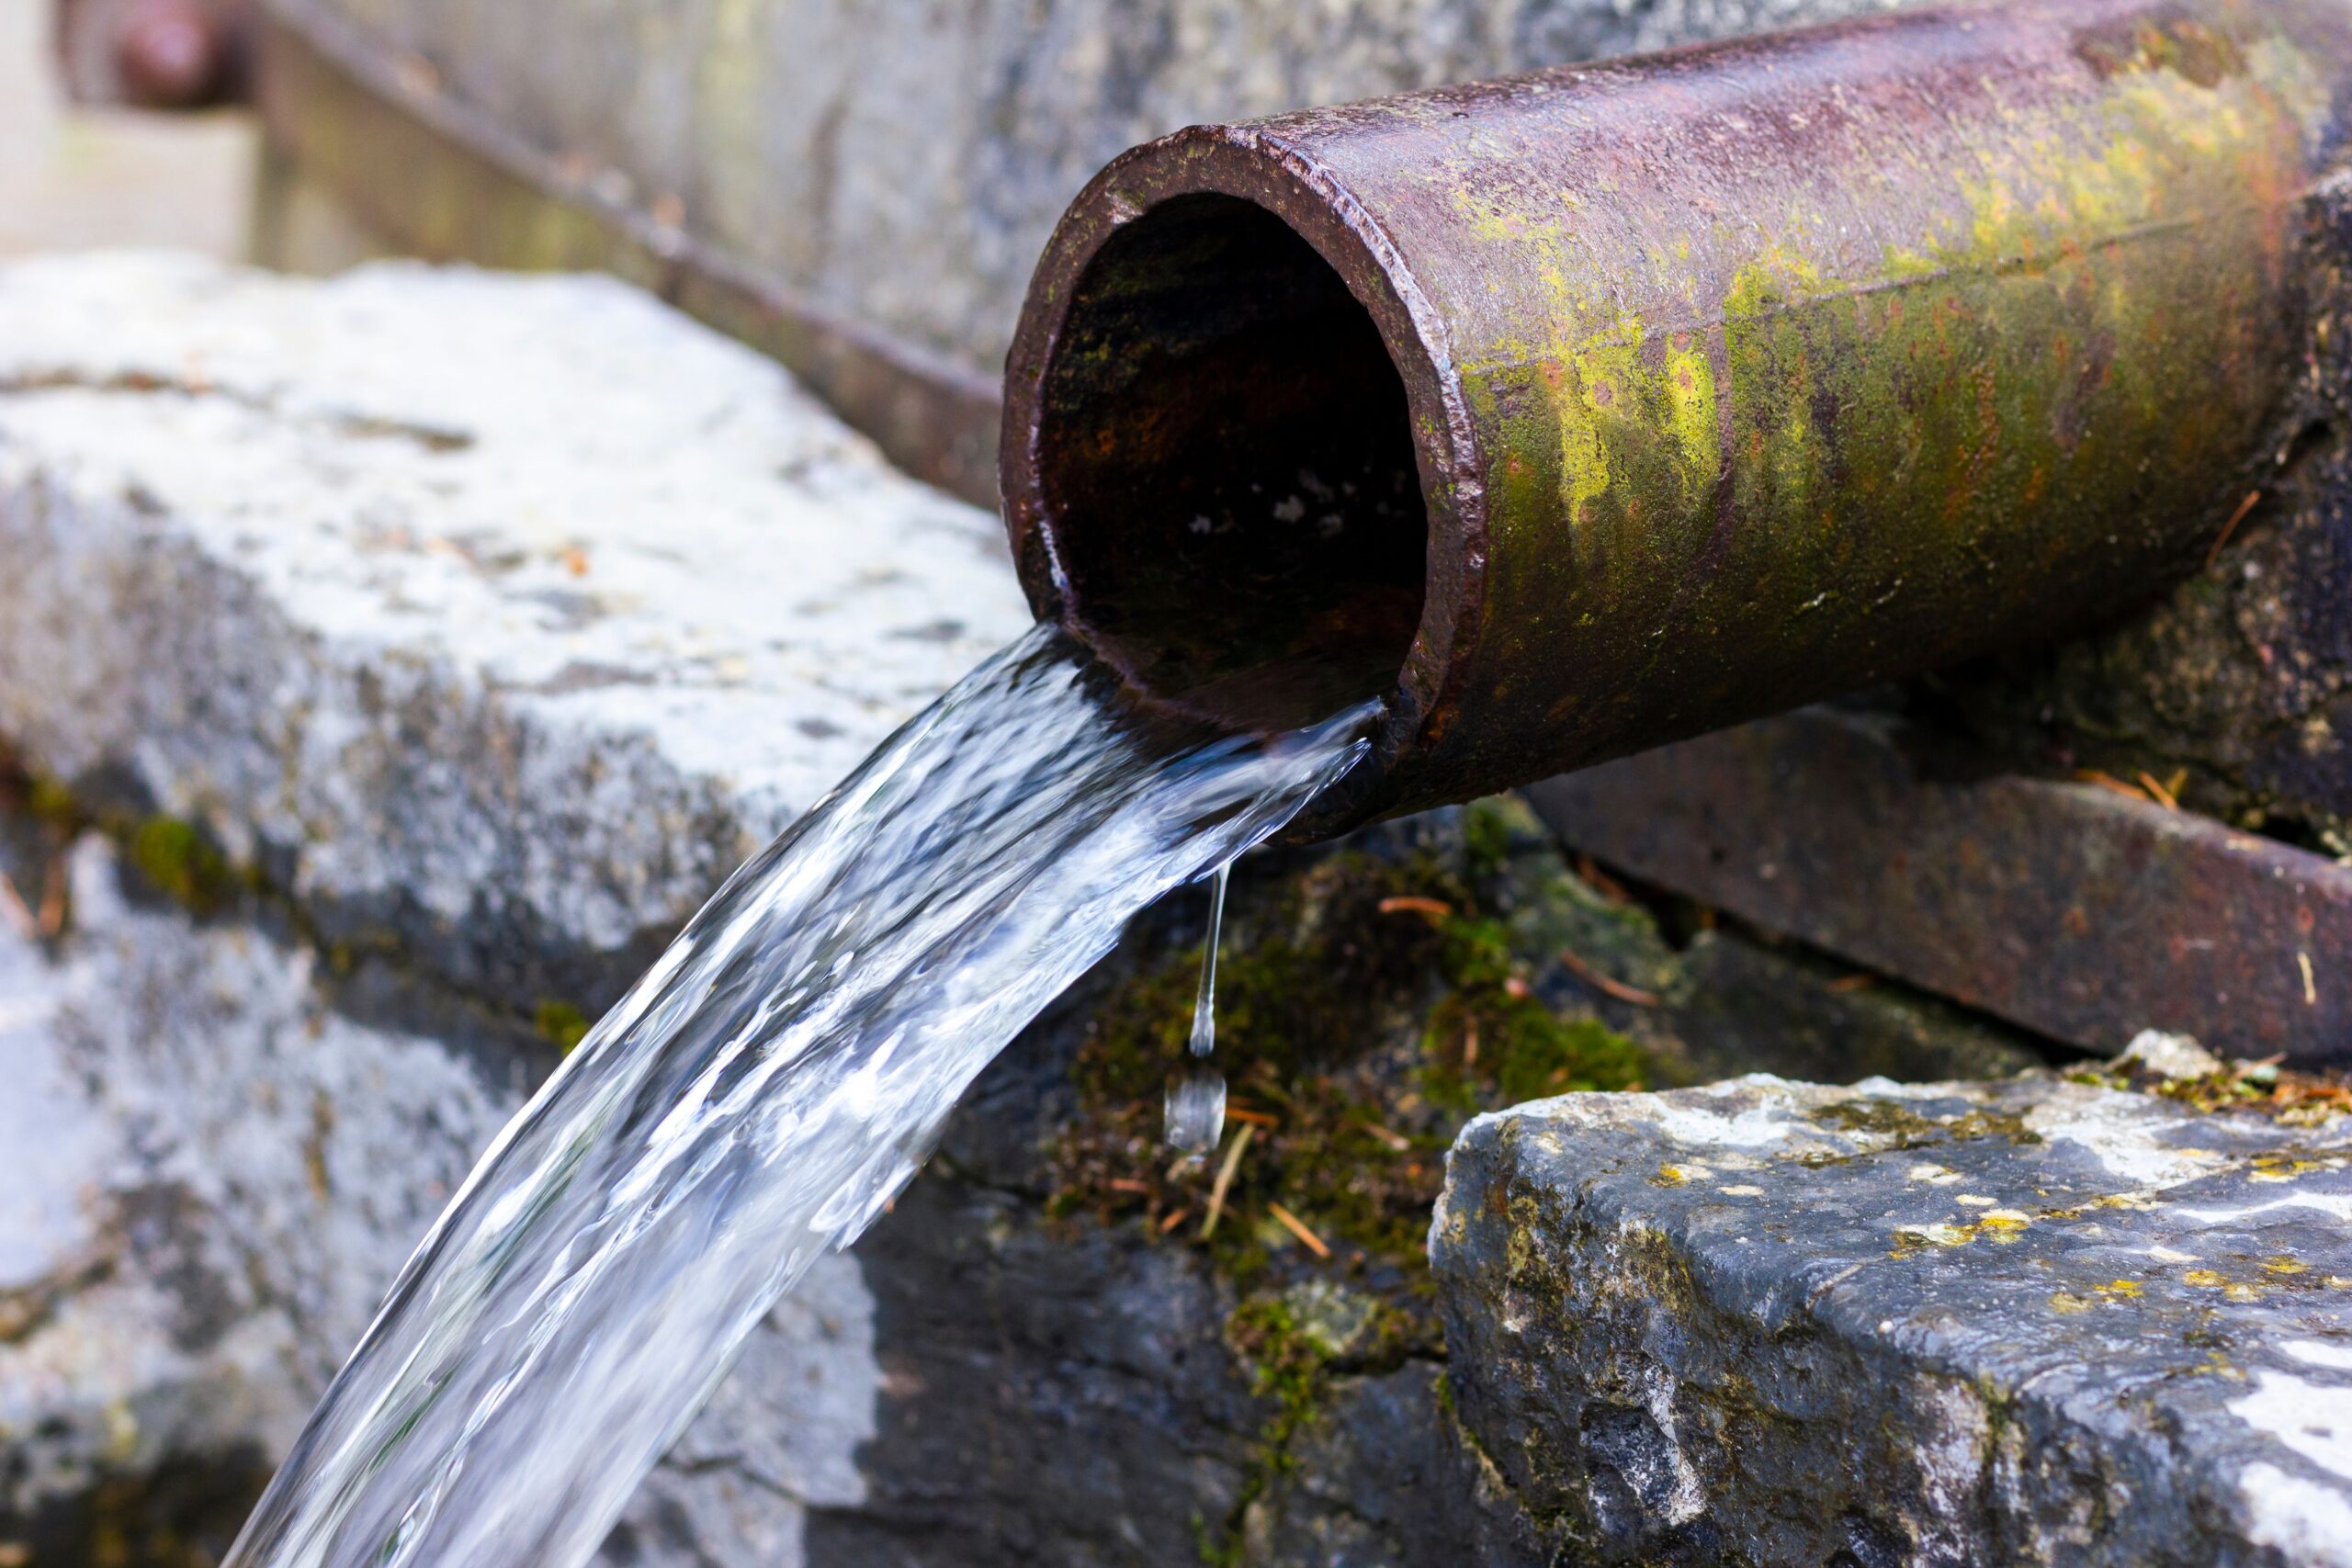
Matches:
[[1002, 0, 2352, 831]]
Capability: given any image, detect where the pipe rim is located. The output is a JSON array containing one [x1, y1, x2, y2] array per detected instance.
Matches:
[[1001, 122, 1487, 801]]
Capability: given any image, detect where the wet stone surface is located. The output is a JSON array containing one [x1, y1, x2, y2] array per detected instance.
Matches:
[[1435, 1074, 2352, 1567]]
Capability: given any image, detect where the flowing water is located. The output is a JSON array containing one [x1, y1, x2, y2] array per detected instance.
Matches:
[[223, 623, 1373, 1568]]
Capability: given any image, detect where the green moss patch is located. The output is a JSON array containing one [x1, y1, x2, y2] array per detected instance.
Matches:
[[534, 999, 592, 1053], [127, 816, 237, 916], [1048, 802, 1650, 1299]]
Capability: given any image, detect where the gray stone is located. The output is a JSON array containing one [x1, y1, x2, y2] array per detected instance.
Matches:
[[1434, 1073, 2352, 1566], [0, 249, 1028, 1007]]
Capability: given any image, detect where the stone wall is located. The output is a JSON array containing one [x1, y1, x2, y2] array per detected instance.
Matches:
[[272, 0, 1911, 375]]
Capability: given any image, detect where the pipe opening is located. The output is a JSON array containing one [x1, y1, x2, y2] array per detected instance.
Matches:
[[1034, 193, 1427, 733]]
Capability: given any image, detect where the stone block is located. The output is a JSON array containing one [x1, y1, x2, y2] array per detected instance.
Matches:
[[1434, 1074, 2352, 1566], [0, 250, 1028, 1006]]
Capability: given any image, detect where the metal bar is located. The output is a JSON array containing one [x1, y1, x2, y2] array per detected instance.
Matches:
[[1528, 708, 2352, 1065], [250, 1, 1005, 507]]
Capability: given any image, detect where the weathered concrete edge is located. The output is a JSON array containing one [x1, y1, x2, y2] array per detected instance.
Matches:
[[254, 0, 1004, 506], [0, 465, 736, 1010], [0, 254, 1031, 1017]]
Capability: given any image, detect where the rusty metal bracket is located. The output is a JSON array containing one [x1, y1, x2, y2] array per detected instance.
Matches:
[[1531, 708, 2352, 1065], [250, 0, 1004, 507]]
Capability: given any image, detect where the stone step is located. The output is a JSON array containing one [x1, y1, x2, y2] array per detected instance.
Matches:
[[1434, 1073, 2352, 1567], [0, 250, 1028, 1009]]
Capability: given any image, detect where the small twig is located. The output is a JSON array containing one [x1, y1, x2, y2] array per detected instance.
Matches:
[[1463, 1014, 1480, 1068], [1199, 1123, 1254, 1240], [1574, 854, 1631, 905], [1377, 896, 1452, 922], [1159, 1207, 1192, 1234], [0, 869, 36, 940], [1824, 972, 1876, 995], [2205, 489, 2262, 569], [1107, 1178, 1151, 1194], [1223, 1105, 1280, 1127], [37, 858, 66, 938], [1267, 1201, 1331, 1258], [2136, 771, 2179, 811], [2075, 769, 2151, 804], [1355, 1120, 1412, 1152], [1557, 945, 1660, 1007]]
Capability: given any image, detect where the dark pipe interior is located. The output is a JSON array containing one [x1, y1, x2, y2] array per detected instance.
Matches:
[[1034, 193, 1428, 733]]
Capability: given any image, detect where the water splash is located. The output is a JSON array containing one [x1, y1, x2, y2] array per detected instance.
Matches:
[[224, 624, 1371, 1568]]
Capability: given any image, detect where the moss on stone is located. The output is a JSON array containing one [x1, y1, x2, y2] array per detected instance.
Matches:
[[1048, 833, 1652, 1299], [1201, 1282, 1419, 1565], [1813, 1096, 2041, 1149], [534, 998, 591, 1053], [22, 774, 78, 833], [127, 816, 236, 917]]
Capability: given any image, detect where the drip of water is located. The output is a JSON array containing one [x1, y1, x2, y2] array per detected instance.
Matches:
[[1164, 863, 1233, 1153], [1189, 863, 1229, 1058], [223, 623, 1372, 1568], [1162, 1066, 1227, 1155]]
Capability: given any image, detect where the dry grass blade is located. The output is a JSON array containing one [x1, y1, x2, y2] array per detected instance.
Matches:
[[1376, 896, 1452, 922], [2205, 489, 2262, 569], [1198, 1122, 1254, 1240], [37, 859, 65, 938], [1266, 1201, 1331, 1258], [1557, 944, 1660, 1007], [2074, 769, 2151, 804]]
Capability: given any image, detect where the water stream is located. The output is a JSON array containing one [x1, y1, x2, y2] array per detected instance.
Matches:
[[223, 623, 1372, 1568]]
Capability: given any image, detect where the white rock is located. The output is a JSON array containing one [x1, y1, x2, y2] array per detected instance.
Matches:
[[0, 251, 1030, 970], [2120, 1027, 2225, 1081]]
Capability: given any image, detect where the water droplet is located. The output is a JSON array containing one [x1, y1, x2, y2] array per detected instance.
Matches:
[[1165, 1066, 1227, 1155]]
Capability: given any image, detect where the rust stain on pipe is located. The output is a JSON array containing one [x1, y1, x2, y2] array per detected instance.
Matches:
[[1001, 0, 2352, 831]]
